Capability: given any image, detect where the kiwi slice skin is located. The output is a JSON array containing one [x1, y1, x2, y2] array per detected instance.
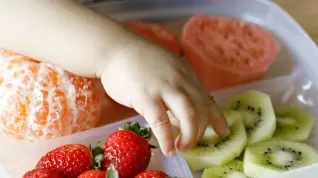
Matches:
[[224, 90, 276, 145], [202, 160, 249, 178], [274, 106, 314, 142], [183, 110, 247, 171], [243, 138, 318, 178]]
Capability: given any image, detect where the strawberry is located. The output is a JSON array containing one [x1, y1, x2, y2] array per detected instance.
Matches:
[[135, 170, 172, 178], [101, 121, 153, 178], [36, 144, 99, 178], [78, 164, 119, 178], [78, 170, 106, 178], [22, 168, 64, 178]]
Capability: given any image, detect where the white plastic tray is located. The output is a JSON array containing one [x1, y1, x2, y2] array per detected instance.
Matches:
[[0, 116, 192, 178], [2, 0, 318, 177]]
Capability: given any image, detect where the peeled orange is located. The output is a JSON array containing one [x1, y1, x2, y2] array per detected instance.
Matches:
[[0, 50, 102, 141]]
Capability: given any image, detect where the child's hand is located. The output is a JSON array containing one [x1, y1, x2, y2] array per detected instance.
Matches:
[[0, 0, 230, 156], [100, 42, 230, 156]]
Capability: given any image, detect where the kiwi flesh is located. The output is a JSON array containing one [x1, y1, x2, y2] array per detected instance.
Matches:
[[224, 90, 276, 145], [182, 109, 247, 171], [243, 138, 318, 178], [274, 106, 314, 142], [202, 160, 249, 178]]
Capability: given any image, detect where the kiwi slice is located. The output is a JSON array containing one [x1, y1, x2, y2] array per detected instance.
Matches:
[[274, 106, 314, 142], [243, 138, 318, 178], [182, 110, 247, 171], [202, 160, 249, 178], [224, 90, 276, 145]]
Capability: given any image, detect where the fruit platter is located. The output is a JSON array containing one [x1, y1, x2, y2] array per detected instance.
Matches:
[[2, 0, 318, 177]]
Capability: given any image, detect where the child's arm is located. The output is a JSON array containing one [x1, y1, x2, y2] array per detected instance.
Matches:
[[0, 0, 229, 155], [0, 0, 139, 77]]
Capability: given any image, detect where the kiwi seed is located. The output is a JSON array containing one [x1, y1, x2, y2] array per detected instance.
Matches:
[[197, 142, 208, 147], [183, 110, 248, 171], [261, 146, 303, 170], [199, 136, 232, 149], [235, 102, 264, 133]]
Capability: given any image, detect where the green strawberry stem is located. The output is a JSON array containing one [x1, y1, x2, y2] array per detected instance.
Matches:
[[123, 121, 152, 140], [123, 121, 157, 148], [105, 164, 119, 178], [89, 141, 104, 170]]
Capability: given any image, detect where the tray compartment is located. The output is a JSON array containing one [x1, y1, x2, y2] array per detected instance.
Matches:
[[2, 0, 318, 177]]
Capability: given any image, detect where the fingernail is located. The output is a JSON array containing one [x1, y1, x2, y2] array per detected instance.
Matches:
[[224, 124, 231, 136], [181, 139, 191, 151], [177, 142, 186, 152], [176, 136, 187, 152], [168, 149, 176, 156]]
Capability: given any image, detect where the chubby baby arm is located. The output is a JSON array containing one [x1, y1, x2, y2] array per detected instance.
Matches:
[[0, 0, 230, 156]]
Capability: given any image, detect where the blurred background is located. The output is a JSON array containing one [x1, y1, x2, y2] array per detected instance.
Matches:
[[81, 0, 318, 45], [274, 0, 318, 45]]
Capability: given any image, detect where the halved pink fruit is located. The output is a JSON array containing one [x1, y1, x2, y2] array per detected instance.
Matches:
[[182, 14, 280, 91], [126, 21, 182, 56]]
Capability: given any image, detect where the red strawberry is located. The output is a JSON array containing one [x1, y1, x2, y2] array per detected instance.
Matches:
[[78, 164, 119, 178], [36, 144, 94, 178], [102, 121, 153, 178], [78, 170, 106, 178], [135, 170, 171, 178], [22, 168, 64, 178]]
